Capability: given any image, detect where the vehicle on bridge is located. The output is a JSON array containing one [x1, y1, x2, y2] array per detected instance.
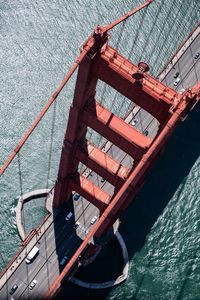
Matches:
[[90, 216, 98, 225], [74, 221, 80, 229], [25, 246, 39, 264], [60, 256, 68, 266], [9, 284, 18, 295], [174, 77, 181, 86], [29, 279, 37, 290], [73, 193, 80, 201], [173, 71, 179, 78], [65, 211, 73, 221]]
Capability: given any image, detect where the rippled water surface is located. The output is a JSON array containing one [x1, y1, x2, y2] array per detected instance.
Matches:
[[0, 0, 200, 299]]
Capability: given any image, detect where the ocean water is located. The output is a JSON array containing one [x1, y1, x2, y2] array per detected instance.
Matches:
[[0, 0, 200, 299]]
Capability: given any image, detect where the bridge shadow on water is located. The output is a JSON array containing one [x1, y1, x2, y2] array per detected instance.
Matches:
[[56, 103, 200, 300]]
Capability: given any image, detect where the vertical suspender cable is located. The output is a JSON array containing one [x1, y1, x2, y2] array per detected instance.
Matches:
[[46, 100, 57, 189], [17, 152, 23, 198], [117, 5, 150, 117], [127, 6, 148, 61], [100, 20, 127, 106], [96, 20, 127, 148], [160, 1, 194, 66], [150, 1, 185, 74], [17, 152, 25, 229], [138, 0, 165, 63]]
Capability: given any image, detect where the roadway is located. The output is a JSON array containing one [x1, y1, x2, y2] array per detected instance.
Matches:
[[0, 210, 80, 299], [162, 31, 200, 91], [0, 108, 149, 299], [0, 28, 199, 300]]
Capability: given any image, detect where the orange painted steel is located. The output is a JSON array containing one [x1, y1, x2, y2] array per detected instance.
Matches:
[[53, 49, 107, 207], [45, 19, 199, 300], [44, 1, 200, 299], [4, 0, 200, 298], [191, 81, 200, 98], [70, 174, 111, 211], [45, 91, 199, 299], [76, 141, 129, 187], [92, 46, 181, 123], [53, 0, 154, 208], [100, 46, 177, 103], [101, 0, 153, 34], [45, 40, 200, 300], [82, 100, 152, 160]]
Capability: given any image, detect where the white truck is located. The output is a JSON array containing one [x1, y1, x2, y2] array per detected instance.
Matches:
[[25, 246, 39, 264]]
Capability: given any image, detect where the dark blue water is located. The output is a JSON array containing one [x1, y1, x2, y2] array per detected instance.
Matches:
[[0, 1, 200, 299]]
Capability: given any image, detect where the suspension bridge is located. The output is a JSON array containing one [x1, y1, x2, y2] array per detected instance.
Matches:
[[0, 0, 200, 299]]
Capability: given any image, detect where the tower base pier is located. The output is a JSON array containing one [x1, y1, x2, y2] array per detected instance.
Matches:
[[70, 231, 129, 289]]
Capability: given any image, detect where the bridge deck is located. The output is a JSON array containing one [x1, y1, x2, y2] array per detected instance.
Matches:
[[0, 23, 200, 300]]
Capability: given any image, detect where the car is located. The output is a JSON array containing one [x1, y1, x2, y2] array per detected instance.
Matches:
[[131, 118, 138, 126], [65, 211, 73, 221], [173, 71, 179, 79], [59, 256, 68, 266], [73, 193, 80, 201], [143, 130, 149, 136], [25, 246, 39, 264], [90, 216, 98, 225], [29, 279, 37, 290], [194, 52, 199, 59], [180, 88, 185, 94], [9, 284, 18, 295], [74, 221, 80, 229], [173, 77, 180, 86]]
